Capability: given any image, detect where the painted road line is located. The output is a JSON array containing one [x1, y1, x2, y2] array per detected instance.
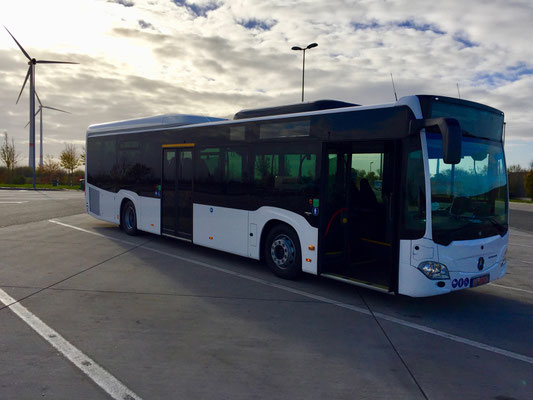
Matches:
[[510, 242, 533, 249], [48, 219, 533, 367], [0, 288, 143, 400], [48, 220, 137, 246], [510, 232, 533, 238], [0, 201, 29, 204], [509, 258, 533, 265], [489, 283, 533, 295]]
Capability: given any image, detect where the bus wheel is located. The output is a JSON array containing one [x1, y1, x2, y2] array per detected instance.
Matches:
[[121, 200, 138, 236], [265, 225, 302, 279]]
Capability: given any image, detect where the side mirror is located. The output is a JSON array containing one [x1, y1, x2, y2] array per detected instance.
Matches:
[[411, 117, 462, 164]]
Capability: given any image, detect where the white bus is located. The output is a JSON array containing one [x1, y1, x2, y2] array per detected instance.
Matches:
[[85, 95, 508, 297]]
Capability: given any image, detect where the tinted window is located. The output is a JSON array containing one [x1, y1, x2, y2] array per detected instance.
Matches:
[[259, 119, 310, 139], [401, 137, 426, 238], [196, 148, 222, 193], [87, 136, 116, 192], [253, 143, 318, 194]]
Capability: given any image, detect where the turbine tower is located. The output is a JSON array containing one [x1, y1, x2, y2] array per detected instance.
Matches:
[[25, 92, 71, 167], [4, 26, 78, 188]]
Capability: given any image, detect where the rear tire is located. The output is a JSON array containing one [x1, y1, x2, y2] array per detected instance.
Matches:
[[121, 200, 138, 236], [264, 225, 302, 279]]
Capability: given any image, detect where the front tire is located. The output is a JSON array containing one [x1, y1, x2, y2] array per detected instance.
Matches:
[[121, 200, 138, 236], [264, 225, 302, 279]]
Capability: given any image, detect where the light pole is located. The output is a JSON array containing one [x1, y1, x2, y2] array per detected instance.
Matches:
[[291, 42, 317, 102]]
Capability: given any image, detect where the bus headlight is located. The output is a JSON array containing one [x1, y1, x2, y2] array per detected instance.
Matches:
[[417, 261, 450, 280]]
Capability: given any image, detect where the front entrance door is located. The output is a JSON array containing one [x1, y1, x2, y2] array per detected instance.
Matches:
[[161, 147, 193, 240], [321, 141, 397, 290]]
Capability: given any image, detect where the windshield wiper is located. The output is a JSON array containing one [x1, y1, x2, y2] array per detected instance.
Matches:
[[462, 130, 493, 141], [481, 216, 507, 233]]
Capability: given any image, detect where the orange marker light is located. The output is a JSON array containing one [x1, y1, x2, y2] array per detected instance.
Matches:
[[209, 236, 213, 240], [308, 245, 315, 251], [305, 258, 312, 262]]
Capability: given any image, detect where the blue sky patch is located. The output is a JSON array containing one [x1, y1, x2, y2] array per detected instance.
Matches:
[[454, 33, 477, 48], [108, 0, 134, 7], [396, 20, 445, 35], [475, 62, 533, 86], [172, 0, 219, 17], [138, 20, 154, 29], [237, 18, 276, 31], [351, 21, 381, 30]]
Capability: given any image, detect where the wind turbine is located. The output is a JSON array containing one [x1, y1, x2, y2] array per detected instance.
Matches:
[[4, 26, 78, 188], [24, 92, 71, 167]]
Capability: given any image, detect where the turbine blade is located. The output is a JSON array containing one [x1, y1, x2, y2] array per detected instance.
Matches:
[[16, 66, 31, 104], [35, 90, 42, 106], [4, 26, 31, 60], [36, 60, 79, 65], [24, 108, 41, 128], [42, 105, 70, 114]]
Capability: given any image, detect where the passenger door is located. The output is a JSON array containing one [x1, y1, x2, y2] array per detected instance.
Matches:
[[161, 146, 194, 240], [321, 141, 397, 290]]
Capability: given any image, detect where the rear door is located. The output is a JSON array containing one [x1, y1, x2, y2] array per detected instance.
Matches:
[[161, 146, 194, 240]]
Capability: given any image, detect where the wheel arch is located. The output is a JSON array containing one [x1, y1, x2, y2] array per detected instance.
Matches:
[[259, 219, 301, 263]]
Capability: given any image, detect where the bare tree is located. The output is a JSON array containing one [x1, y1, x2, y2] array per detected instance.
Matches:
[[0, 132, 20, 182], [80, 145, 86, 166], [38, 154, 62, 184], [59, 143, 80, 185]]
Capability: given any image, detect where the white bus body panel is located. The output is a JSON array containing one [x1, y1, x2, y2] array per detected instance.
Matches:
[[193, 204, 249, 257], [86, 186, 161, 235], [193, 205, 318, 274], [86, 184, 117, 224], [398, 234, 508, 297]]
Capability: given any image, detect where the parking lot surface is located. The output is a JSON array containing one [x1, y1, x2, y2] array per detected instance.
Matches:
[[1, 191, 532, 399]]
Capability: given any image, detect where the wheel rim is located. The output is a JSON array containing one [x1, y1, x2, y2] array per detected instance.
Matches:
[[270, 234, 295, 269], [124, 206, 135, 230]]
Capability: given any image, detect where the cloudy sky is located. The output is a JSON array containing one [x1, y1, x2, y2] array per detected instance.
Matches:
[[1, 0, 532, 167]]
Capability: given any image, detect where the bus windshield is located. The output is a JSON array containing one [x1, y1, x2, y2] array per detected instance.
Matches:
[[427, 133, 508, 245]]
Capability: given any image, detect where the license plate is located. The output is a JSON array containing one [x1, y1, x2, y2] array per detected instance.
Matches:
[[470, 274, 490, 288]]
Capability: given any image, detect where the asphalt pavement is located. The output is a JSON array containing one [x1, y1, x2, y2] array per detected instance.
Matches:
[[0, 191, 532, 399]]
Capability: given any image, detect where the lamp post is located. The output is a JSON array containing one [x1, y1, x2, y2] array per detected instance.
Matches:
[[291, 42, 317, 102]]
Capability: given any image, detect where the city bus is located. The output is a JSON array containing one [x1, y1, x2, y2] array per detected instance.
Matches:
[[85, 95, 508, 297]]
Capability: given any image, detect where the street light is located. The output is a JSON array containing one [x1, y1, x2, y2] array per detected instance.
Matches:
[[291, 42, 318, 102]]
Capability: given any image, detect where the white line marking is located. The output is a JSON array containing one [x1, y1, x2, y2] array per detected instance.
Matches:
[[510, 242, 533, 249], [0, 288, 142, 400], [0, 201, 28, 204], [48, 219, 137, 246], [489, 283, 533, 295], [509, 258, 533, 265], [49, 220, 533, 366], [510, 232, 533, 238]]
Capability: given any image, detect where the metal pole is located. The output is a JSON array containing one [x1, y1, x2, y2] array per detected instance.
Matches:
[[301, 49, 306, 102], [29, 62, 36, 189], [39, 107, 43, 167]]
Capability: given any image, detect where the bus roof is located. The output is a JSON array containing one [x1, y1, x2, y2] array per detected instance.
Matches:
[[87, 114, 227, 136], [233, 99, 360, 120]]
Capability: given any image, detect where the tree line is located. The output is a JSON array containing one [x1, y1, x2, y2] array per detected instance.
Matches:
[[0, 132, 84, 185], [506, 162, 533, 200]]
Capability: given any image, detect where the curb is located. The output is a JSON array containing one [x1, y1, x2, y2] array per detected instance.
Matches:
[[0, 187, 79, 191]]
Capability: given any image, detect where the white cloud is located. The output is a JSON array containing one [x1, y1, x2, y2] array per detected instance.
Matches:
[[0, 0, 532, 167]]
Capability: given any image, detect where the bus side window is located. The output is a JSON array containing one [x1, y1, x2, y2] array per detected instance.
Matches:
[[225, 148, 246, 194], [196, 148, 222, 194], [401, 146, 426, 239]]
